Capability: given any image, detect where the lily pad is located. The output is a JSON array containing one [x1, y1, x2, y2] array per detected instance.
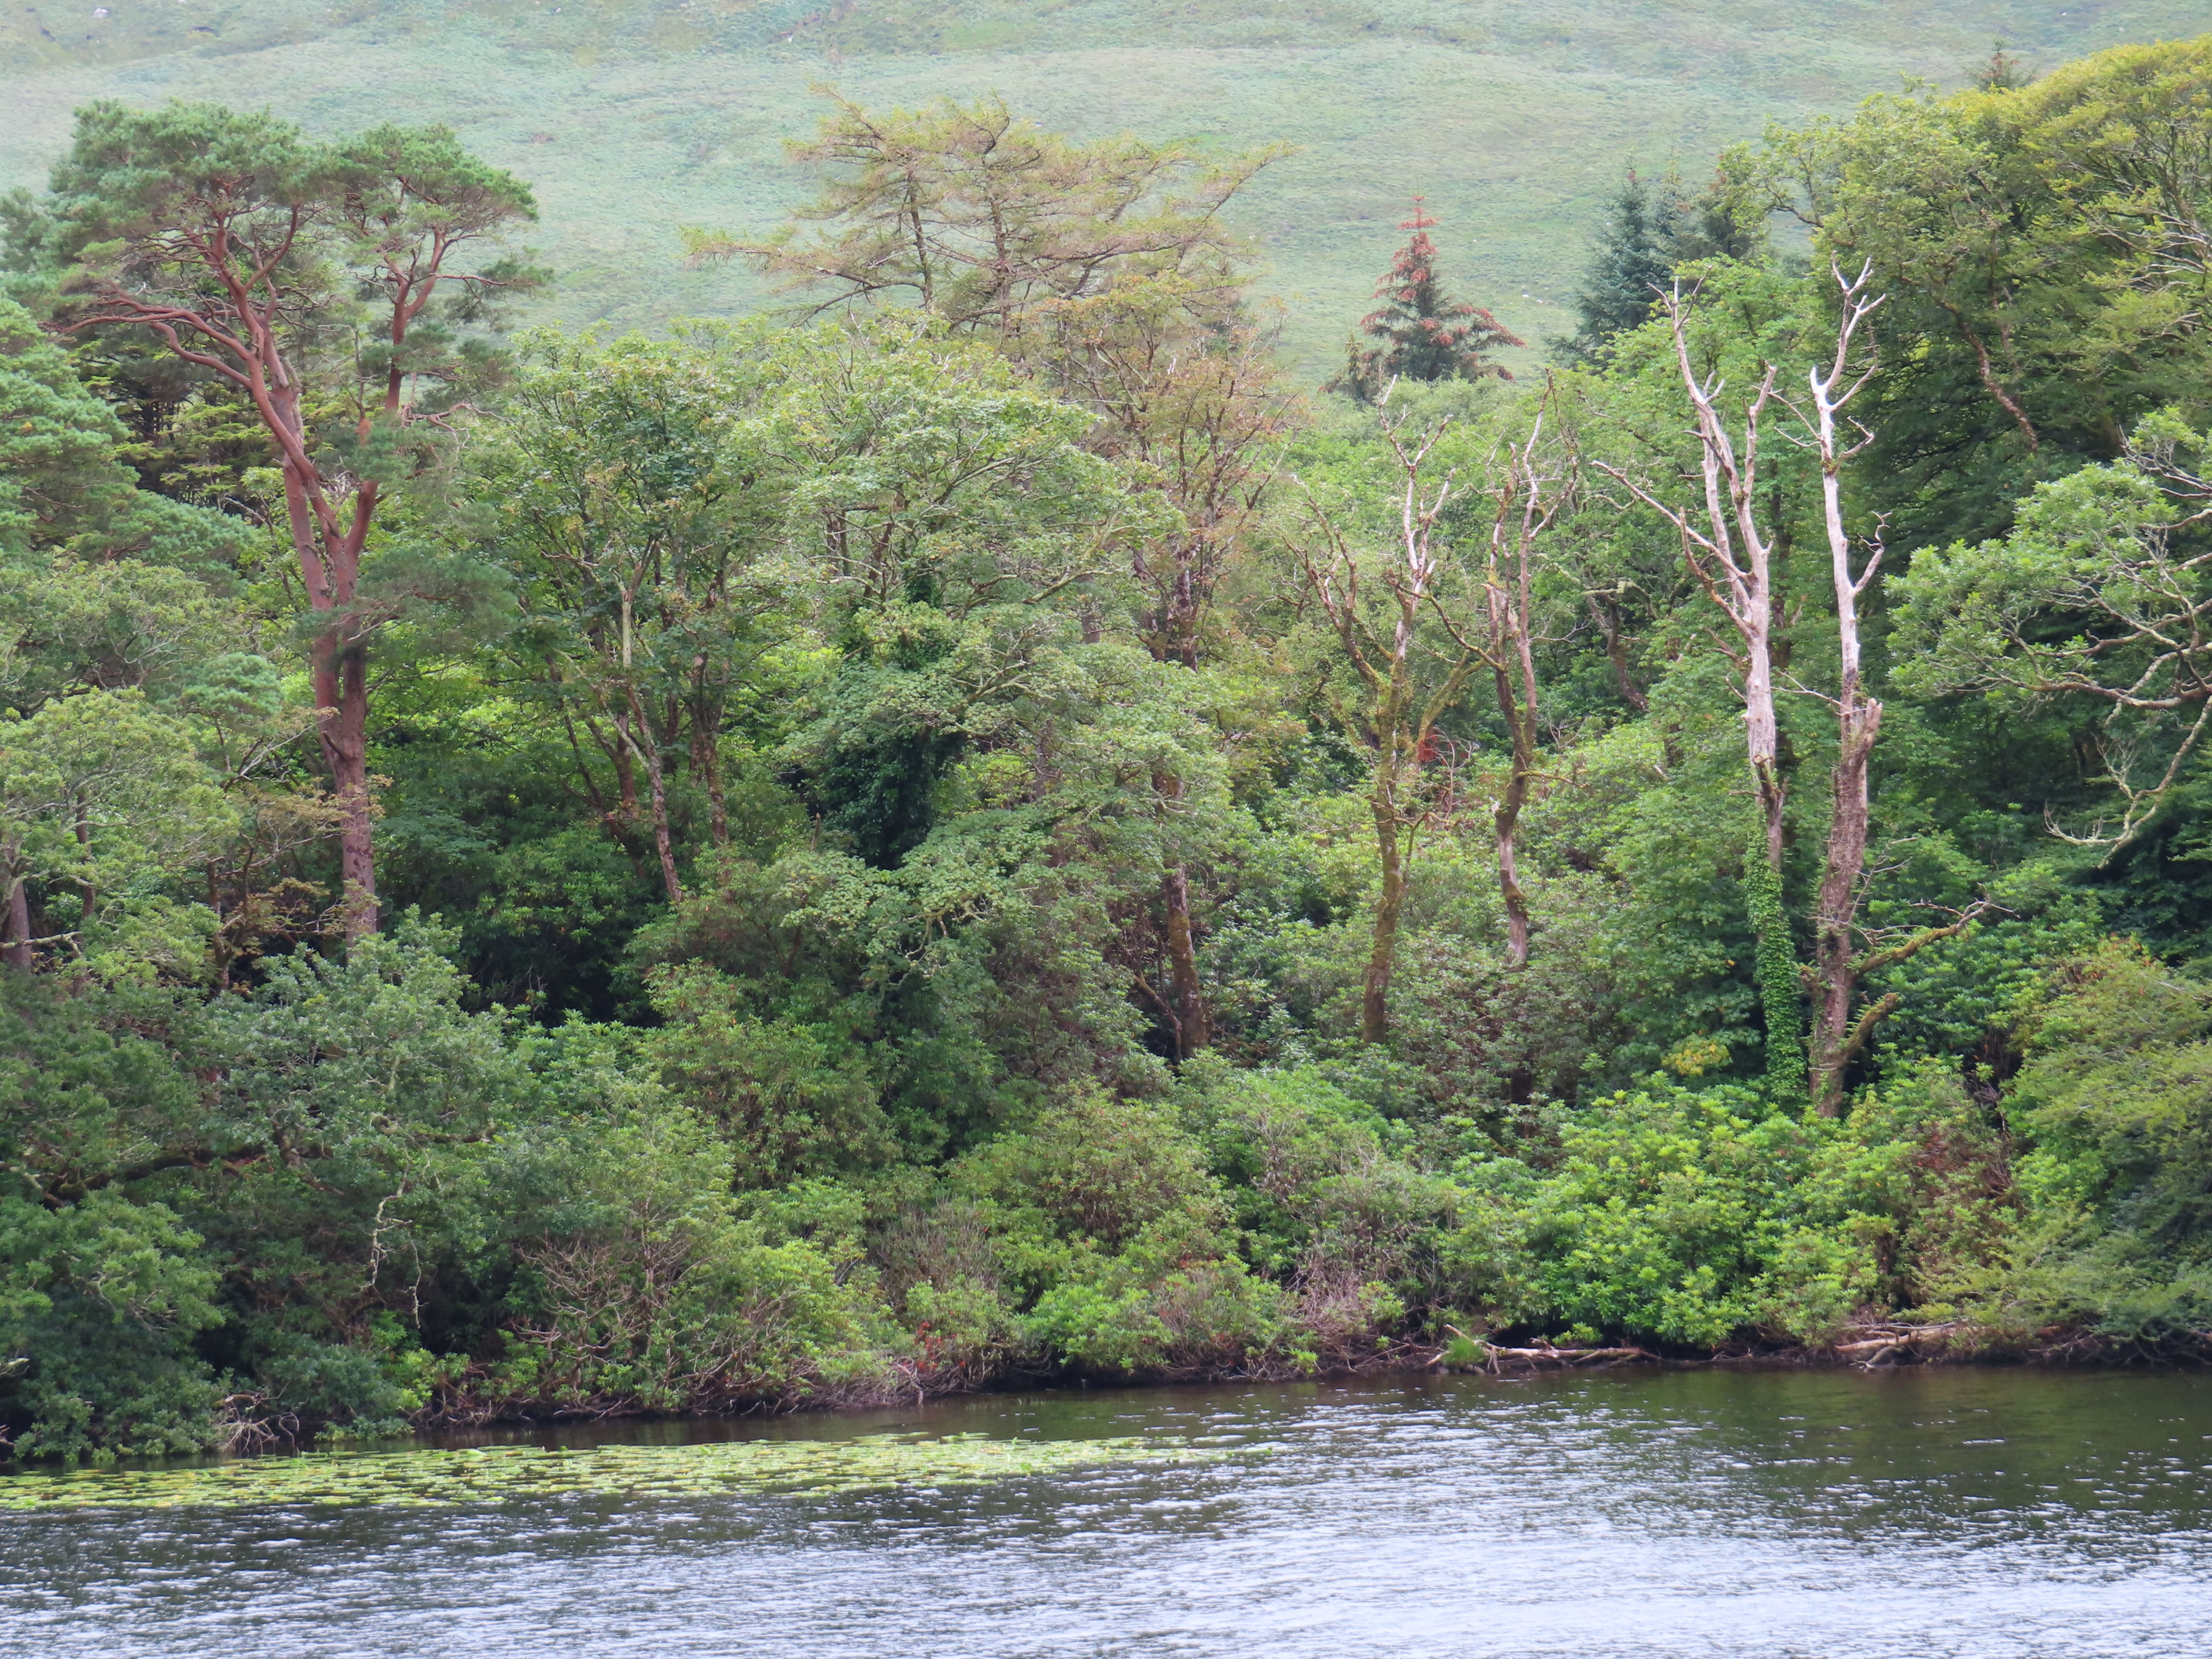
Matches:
[[0, 1431, 1212, 1512]]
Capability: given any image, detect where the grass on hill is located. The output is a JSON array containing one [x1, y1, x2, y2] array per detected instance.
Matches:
[[3, 0, 2206, 375]]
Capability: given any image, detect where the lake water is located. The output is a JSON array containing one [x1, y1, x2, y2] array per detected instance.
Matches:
[[6, 1366, 2211, 1657]]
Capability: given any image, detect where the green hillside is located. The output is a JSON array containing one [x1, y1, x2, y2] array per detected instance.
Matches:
[[3, 0, 2206, 371]]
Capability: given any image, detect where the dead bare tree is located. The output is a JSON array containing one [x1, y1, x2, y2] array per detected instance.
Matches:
[[1794, 262, 1988, 1113], [1801, 265, 1889, 1112], [1598, 286, 1789, 870], [1604, 267, 1992, 1111]]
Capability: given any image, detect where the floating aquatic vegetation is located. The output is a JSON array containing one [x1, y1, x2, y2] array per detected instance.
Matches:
[[0, 1431, 1213, 1513]]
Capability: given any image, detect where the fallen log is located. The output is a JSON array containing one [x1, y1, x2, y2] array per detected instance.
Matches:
[[1441, 1337, 1656, 1374]]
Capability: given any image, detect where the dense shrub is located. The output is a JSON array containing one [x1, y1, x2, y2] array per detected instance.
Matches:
[[1960, 943, 2212, 1347], [450, 1112, 901, 1416], [0, 1191, 224, 1461], [1448, 1074, 2014, 1348]]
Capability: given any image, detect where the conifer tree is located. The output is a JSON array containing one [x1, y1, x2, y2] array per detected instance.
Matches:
[[1557, 171, 1680, 362], [33, 104, 541, 938], [1973, 38, 2033, 90], [1555, 168, 1761, 363], [1328, 200, 1520, 400]]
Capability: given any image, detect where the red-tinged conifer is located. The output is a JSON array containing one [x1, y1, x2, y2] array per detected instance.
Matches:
[[1328, 199, 1521, 400]]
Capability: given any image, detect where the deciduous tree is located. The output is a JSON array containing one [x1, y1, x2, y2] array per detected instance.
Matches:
[[1297, 408, 1486, 1042], [1895, 410, 2212, 858], [690, 91, 1277, 343], [466, 326, 795, 903]]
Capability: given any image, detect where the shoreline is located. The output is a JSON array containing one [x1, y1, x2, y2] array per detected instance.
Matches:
[[413, 1323, 2205, 1427], [7, 1324, 2197, 1472]]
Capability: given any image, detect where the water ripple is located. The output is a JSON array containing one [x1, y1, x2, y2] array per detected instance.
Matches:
[[4, 1368, 2209, 1657]]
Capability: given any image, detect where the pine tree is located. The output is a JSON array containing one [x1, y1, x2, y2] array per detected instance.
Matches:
[[1555, 167, 1764, 364], [1556, 170, 1680, 364], [1327, 200, 1521, 400], [1974, 38, 2034, 90]]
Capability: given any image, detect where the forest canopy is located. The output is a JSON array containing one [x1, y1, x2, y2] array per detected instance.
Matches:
[[7, 38, 2212, 1460]]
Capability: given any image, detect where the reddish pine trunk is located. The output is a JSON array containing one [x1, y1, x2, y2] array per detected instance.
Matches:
[[282, 412, 379, 940]]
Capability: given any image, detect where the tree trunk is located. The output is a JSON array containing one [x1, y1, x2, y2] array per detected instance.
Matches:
[[625, 686, 683, 905], [1493, 667, 1536, 970], [3, 863, 30, 972], [73, 795, 97, 932], [1362, 784, 1407, 1045], [283, 402, 378, 940], [1616, 311, 1787, 860], [1590, 594, 1648, 714], [611, 708, 640, 824], [1744, 804, 1805, 1101], [705, 745, 729, 847], [1161, 863, 1208, 1058], [1742, 586, 1794, 1102], [1805, 266, 1891, 1117], [1744, 638, 1787, 872], [1809, 704, 1881, 1115], [1300, 413, 1466, 1048], [1152, 766, 1208, 1058], [1171, 540, 1201, 669], [1609, 298, 1802, 1093], [315, 640, 377, 939], [1480, 407, 1567, 973], [692, 698, 729, 846]]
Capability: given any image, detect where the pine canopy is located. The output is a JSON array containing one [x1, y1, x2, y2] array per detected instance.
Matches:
[[1328, 200, 1521, 400]]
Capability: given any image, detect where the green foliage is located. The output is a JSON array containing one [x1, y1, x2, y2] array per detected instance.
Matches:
[[19, 43, 2212, 1459], [1327, 202, 1520, 399], [648, 964, 895, 1188], [0, 1190, 224, 1462], [1450, 1074, 2008, 1347], [1744, 38, 2212, 546], [38, 100, 541, 431], [1741, 809, 1807, 1107], [1553, 169, 1758, 363], [453, 1105, 899, 1415], [1892, 415, 2212, 856], [946, 1090, 1298, 1377], [1179, 1058, 1455, 1297], [960, 1091, 1223, 1250], [0, 297, 237, 569], [1023, 1237, 1289, 1377], [715, 90, 1272, 335], [0, 690, 237, 980], [1969, 942, 2212, 1344]]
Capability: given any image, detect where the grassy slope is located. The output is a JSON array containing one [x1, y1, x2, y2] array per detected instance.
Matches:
[[3, 0, 2206, 374]]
